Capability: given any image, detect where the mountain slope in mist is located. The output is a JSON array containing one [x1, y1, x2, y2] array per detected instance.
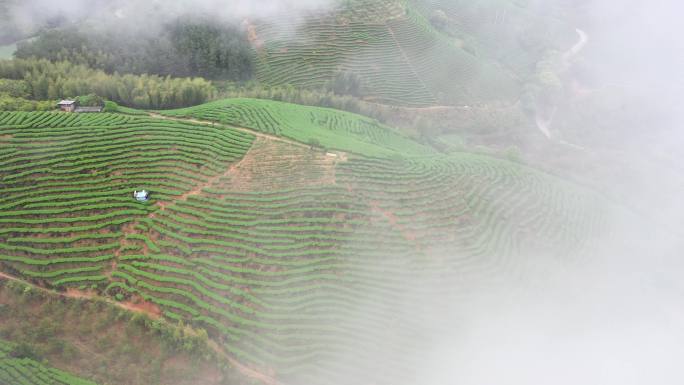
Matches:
[[0, 103, 632, 385], [6, 0, 574, 107], [0, 1, 683, 385], [251, 0, 526, 106]]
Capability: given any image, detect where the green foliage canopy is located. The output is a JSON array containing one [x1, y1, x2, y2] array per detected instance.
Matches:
[[0, 58, 216, 109]]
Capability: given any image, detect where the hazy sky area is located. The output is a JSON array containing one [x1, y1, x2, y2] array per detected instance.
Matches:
[[5, 0, 338, 36], [2, 1, 684, 384], [581, 0, 683, 142], [349, 2, 683, 383], [577, 0, 684, 231], [432, 2, 684, 383]]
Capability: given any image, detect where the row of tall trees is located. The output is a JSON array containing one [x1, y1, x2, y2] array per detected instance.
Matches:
[[0, 76, 52, 110], [0, 59, 216, 109], [15, 18, 254, 81]]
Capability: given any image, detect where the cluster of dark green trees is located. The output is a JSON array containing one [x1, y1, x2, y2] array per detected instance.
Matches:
[[15, 19, 254, 81], [0, 59, 216, 109], [0, 78, 53, 110], [0, 16, 254, 110]]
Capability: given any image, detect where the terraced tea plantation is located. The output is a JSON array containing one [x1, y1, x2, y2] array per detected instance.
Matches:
[[409, 0, 578, 73], [159, 98, 433, 157], [251, 0, 519, 106], [0, 339, 97, 385], [0, 110, 613, 384], [103, 149, 609, 384], [0, 111, 254, 289]]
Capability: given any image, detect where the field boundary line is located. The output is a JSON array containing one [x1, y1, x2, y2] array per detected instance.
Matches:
[[147, 112, 309, 150]]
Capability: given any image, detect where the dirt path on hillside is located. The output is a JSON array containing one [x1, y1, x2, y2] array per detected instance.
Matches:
[[107, 112, 270, 260], [243, 19, 264, 51], [0, 271, 281, 384], [0, 271, 160, 319], [370, 201, 421, 251], [176, 163, 237, 201], [147, 113, 309, 150], [0, 271, 23, 284], [103, 164, 233, 274], [105, 114, 273, 255], [171, 142, 262, 201]]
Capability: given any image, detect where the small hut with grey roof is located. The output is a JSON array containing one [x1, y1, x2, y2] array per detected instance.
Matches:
[[57, 100, 76, 112]]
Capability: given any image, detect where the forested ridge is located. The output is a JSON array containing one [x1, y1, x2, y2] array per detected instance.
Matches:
[[0, 15, 255, 110], [15, 19, 254, 81], [0, 59, 215, 109]]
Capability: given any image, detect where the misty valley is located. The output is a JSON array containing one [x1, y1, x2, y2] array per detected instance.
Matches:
[[0, 1, 682, 385]]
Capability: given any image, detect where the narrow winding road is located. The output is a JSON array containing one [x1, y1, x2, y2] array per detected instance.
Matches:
[[535, 28, 588, 145], [563, 29, 589, 67]]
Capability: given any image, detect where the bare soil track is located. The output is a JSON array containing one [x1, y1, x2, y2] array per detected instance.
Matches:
[[0, 271, 160, 319], [0, 271, 282, 384]]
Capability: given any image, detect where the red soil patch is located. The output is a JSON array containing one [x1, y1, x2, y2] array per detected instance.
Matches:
[[370, 201, 420, 246], [155, 200, 171, 213], [220, 137, 337, 191], [120, 296, 162, 319], [177, 169, 229, 201], [243, 19, 263, 50], [66, 288, 97, 299]]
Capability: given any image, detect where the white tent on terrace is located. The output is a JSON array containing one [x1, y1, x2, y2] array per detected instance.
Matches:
[[133, 190, 149, 202]]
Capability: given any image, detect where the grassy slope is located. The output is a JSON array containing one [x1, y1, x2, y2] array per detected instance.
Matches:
[[0, 109, 620, 384], [159, 98, 435, 157]]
